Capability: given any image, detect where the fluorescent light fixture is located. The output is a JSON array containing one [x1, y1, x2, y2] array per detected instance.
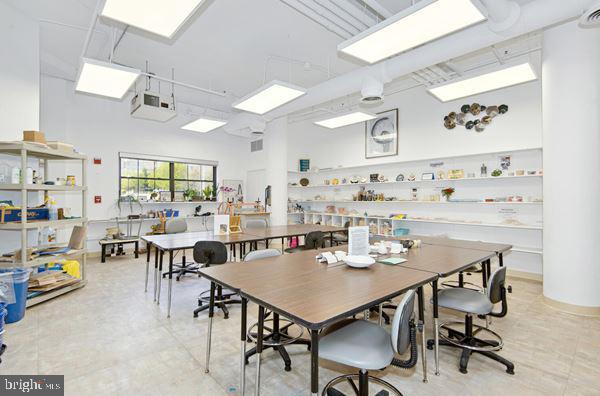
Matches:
[[315, 111, 377, 129], [181, 117, 227, 133], [428, 62, 537, 102], [101, 0, 204, 38], [75, 58, 140, 99], [338, 0, 487, 64], [232, 80, 306, 115]]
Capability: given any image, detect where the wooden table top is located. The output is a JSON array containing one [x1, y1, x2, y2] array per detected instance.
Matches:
[[199, 247, 437, 329], [242, 224, 346, 239], [375, 234, 512, 254], [142, 231, 265, 250]]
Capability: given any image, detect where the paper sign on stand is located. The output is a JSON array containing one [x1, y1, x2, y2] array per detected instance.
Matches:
[[214, 215, 230, 235], [348, 226, 369, 256]]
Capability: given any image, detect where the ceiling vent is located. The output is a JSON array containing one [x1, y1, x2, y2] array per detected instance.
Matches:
[[580, 1, 600, 28], [360, 75, 384, 104]]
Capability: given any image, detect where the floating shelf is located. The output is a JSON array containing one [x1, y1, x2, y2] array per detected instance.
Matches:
[[289, 174, 542, 189], [290, 200, 542, 205]]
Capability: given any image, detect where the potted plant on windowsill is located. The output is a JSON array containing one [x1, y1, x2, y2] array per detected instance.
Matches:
[[202, 185, 214, 201], [441, 187, 455, 202], [183, 188, 198, 202]]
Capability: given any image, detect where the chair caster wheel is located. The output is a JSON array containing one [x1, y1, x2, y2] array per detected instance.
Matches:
[[224, 314, 229, 320], [284, 365, 291, 372], [460, 368, 468, 374], [193, 313, 198, 318], [506, 368, 515, 375]]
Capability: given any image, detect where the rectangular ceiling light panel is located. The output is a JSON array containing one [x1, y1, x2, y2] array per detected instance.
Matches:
[[428, 62, 537, 102], [232, 81, 306, 115], [338, 0, 487, 64], [101, 0, 204, 38], [181, 117, 227, 133], [314, 111, 377, 129], [75, 58, 140, 99]]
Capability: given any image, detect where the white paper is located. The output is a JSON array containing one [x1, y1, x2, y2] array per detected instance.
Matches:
[[213, 215, 230, 235], [348, 226, 369, 256]]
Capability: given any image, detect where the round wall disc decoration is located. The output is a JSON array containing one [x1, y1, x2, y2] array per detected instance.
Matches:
[[443, 103, 508, 133], [299, 178, 309, 186]]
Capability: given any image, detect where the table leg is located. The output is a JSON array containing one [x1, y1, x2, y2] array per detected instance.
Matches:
[[417, 286, 428, 383], [101, 244, 106, 263], [432, 280, 440, 376], [157, 250, 164, 305], [330, 232, 333, 247], [153, 246, 159, 302], [255, 306, 265, 396], [265, 238, 269, 249], [240, 297, 247, 396], [167, 250, 174, 318], [205, 282, 215, 373], [482, 259, 489, 290], [134, 241, 139, 259], [144, 243, 151, 293], [498, 253, 504, 267], [310, 329, 319, 396]]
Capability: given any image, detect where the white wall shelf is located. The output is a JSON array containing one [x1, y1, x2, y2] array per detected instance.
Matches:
[[0, 217, 87, 230], [289, 174, 542, 188], [290, 200, 542, 205], [0, 183, 86, 191]]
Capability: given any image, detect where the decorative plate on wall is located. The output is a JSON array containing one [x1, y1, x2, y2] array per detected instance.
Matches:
[[299, 178, 309, 186]]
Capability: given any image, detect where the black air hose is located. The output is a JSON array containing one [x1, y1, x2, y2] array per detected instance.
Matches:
[[391, 319, 418, 369]]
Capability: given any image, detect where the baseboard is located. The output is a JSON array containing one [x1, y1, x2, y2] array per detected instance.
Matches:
[[506, 268, 542, 283], [542, 296, 600, 317]]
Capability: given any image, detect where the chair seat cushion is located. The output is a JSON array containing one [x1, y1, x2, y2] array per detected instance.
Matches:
[[437, 288, 493, 315], [319, 320, 394, 370]]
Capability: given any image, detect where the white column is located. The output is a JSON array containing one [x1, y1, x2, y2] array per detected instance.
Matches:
[[542, 20, 600, 312], [264, 117, 288, 226]]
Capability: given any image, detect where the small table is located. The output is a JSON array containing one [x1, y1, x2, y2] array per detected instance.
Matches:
[[98, 237, 139, 263]]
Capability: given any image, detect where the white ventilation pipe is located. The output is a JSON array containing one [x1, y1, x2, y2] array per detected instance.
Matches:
[[267, 0, 593, 120], [480, 0, 521, 33], [280, 0, 353, 38]]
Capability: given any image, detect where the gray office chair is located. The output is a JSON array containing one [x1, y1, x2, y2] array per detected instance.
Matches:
[[161, 218, 199, 281], [193, 241, 240, 319], [320, 290, 419, 396], [242, 249, 310, 372], [332, 221, 351, 246], [427, 266, 514, 375], [284, 231, 325, 253]]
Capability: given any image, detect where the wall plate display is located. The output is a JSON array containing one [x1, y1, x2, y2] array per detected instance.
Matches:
[[365, 109, 398, 159]]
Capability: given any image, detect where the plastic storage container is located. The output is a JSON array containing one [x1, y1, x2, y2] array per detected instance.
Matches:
[[0, 303, 7, 347], [393, 228, 410, 236], [0, 269, 31, 324]]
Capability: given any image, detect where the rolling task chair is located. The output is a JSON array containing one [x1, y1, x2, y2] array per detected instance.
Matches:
[[284, 231, 325, 253], [242, 249, 310, 372], [332, 221, 351, 246], [193, 241, 240, 319], [161, 218, 200, 281], [427, 266, 514, 375], [319, 290, 419, 396]]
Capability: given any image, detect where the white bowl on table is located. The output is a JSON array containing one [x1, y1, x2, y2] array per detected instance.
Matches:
[[344, 255, 376, 269]]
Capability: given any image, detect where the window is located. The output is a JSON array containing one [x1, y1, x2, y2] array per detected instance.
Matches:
[[119, 154, 216, 202]]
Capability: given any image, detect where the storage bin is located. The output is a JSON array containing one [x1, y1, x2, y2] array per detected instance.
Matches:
[[0, 303, 7, 347], [0, 207, 49, 223], [393, 228, 410, 236], [0, 269, 31, 324]]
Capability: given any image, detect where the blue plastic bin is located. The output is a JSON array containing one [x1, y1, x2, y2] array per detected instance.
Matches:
[[0, 303, 6, 346], [393, 228, 410, 236], [0, 269, 31, 324]]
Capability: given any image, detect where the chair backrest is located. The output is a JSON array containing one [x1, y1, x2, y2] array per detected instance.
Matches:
[[343, 221, 351, 228], [390, 289, 416, 355], [244, 248, 281, 262], [305, 231, 324, 249], [245, 219, 268, 229], [193, 241, 228, 265], [487, 266, 506, 304], [165, 218, 187, 234]]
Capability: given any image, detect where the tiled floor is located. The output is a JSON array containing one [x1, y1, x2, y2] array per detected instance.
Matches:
[[2, 252, 599, 395]]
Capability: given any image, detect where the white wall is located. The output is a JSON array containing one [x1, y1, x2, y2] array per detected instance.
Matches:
[[0, 2, 39, 140], [288, 80, 542, 170], [39, 75, 251, 249]]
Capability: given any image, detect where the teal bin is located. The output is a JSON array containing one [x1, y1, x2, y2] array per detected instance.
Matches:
[[393, 228, 410, 236], [0, 269, 31, 324]]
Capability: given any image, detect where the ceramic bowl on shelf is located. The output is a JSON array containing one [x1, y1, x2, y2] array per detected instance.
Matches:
[[344, 255, 376, 269]]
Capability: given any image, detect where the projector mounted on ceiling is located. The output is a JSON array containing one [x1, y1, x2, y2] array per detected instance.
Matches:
[[130, 90, 176, 122]]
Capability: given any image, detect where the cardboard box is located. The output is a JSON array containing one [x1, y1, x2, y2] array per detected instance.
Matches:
[[0, 207, 50, 223], [23, 130, 47, 144]]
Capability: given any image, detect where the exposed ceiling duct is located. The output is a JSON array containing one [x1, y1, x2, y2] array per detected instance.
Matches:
[[267, 0, 594, 120], [580, 0, 600, 28]]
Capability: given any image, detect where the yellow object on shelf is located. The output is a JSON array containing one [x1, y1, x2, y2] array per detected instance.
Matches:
[[57, 260, 81, 279], [447, 169, 465, 179]]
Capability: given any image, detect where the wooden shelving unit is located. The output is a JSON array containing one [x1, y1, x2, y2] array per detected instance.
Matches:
[[0, 141, 88, 307]]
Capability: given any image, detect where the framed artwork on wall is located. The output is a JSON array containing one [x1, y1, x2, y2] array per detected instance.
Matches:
[[365, 109, 398, 159]]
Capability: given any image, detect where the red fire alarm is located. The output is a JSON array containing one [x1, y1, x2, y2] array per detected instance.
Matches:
[[93, 158, 102, 165], [94, 195, 102, 204]]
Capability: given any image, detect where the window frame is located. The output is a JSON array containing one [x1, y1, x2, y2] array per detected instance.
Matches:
[[118, 153, 217, 202]]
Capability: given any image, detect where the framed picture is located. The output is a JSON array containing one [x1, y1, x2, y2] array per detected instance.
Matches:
[[365, 109, 398, 159], [421, 173, 435, 180]]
